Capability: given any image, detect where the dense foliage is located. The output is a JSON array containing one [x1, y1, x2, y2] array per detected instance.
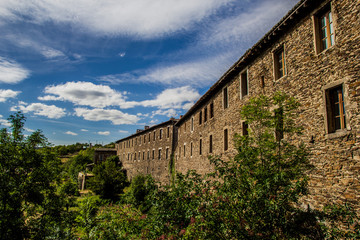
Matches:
[[0, 93, 359, 239], [88, 155, 128, 200]]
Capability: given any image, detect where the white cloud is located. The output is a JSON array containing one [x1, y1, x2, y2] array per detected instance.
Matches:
[[98, 131, 110, 136], [81, 129, 88, 132], [0, 57, 30, 84], [0, 89, 21, 102], [74, 108, 139, 125], [0, 114, 11, 127], [152, 109, 177, 118], [65, 131, 78, 136], [0, 0, 233, 38], [118, 52, 126, 57], [118, 130, 129, 134], [11, 102, 66, 119], [24, 127, 35, 132], [140, 86, 200, 109], [39, 81, 134, 108]]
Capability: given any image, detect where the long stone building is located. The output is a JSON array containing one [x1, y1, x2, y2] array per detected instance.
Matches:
[[116, 0, 360, 209]]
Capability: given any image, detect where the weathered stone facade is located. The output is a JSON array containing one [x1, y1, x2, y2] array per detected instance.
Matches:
[[115, 0, 360, 210], [115, 119, 177, 184]]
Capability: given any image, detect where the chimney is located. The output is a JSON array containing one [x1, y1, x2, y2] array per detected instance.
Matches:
[[136, 129, 143, 133], [144, 126, 149, 130], [180, 115, 183, 118]]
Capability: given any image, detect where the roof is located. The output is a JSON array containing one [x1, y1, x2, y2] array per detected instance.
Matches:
[[176, 0, 324, 126], [115, 118, 178, 143]]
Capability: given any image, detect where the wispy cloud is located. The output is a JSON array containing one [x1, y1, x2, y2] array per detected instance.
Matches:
[[0, 0, 233, 38], [81, 129, 88, 132], [0, 89, 21, 102], [118, 130, 129, 134], [0, 114, 11, 127], [98, 54, 232, 87], [10, 102, 67, 119], [0, 57, 30, 84]]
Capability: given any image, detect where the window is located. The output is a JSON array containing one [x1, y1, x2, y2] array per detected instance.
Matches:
[[210, 102, 214, 118], [260, 76, 265, 88], [184, 144, 186, 157], [166, 148, 169, 159], [152, 150, 155, 159], [153, 132, 156, 141], [167, 127, 170, 138], [160, 129, 163, 139], [199, 111, 202, 125], [223, 87, 228, 109], [224, 129, 228, 151], [158, 149, 162, 160], [204, 107, 208, 122], [314, 5, 334, 54], [135, 138, 137, 145], [147, 151, 150, 160], [143, 152, 145, 160], [148, 134, 150, 142], [274, 47, 286, 80], [134, 153, 136, 161], [139, 151, 140, 160], [209, 135, 213, 153], [191, 117, 194, 131], [240, 70, 248, 98], [242, 122, 249, 136], [184, 123, 186, 133], [190, 142, 193, 157], [199, 139, 202, 155], [326, 85, 346, 133]]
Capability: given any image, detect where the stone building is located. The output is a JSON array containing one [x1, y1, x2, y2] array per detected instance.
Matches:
[[115, 119, 177, 183], [93, 148, 117, 164], [116, 0, 360, 209]]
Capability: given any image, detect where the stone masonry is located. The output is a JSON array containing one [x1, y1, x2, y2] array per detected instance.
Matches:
[[116, 0, 360, 210]]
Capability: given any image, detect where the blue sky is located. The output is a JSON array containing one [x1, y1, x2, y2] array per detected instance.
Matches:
[[0, 0, 298, 145]]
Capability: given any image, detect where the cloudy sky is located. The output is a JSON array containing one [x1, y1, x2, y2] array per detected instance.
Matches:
[[0, 0, 298, 145]]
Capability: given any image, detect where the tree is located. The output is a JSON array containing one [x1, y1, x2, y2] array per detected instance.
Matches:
[[88, 155, 128, 200], [0, 112, 70, 239]]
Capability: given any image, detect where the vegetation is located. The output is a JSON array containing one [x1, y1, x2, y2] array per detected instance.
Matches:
[[0, 93, 359, 239]]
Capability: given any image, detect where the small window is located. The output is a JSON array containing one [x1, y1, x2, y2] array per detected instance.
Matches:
[[158, 149, 161, 160], [139, 151, 140, 160], [204, 107, 208, 122], [184, 144, 186, 157], [224, 129, 228, 151], [209, 135, 213, 154], [134, 153, 136, 161], [223, 87, 228, 109], [260, 76, 265, 88], [326, 85, 346, 133], [191, 117, 194, 131], [199, 139, 202, 155], [152, 150, 155, 159], [166, 148, 169, 159], [242, 122, 249, 136], [184, 123, 186, 133], [199, 111, 202, 125], [190, 142, 193, 157], [153, 132, 156, 141], [240, 70, 248, 98], [274, 47, 286, 80], [160, 129, 163, 139], [147, 151, 150, 160], [167, 126, 170, 138], [210, 102, 214, 118]]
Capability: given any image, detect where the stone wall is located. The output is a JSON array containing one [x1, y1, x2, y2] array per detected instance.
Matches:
[[175, 0, 360, 209], [115, 0, 360, 210], [115, 119, 177, 184]]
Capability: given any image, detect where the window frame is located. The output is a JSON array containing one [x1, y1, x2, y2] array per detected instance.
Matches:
[[273, 45, 286, 80], [223, 86, 229, 109], [240, 69, 249, 99]]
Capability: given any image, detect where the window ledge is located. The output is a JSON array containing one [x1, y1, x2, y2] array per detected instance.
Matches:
[[326, 129, 350, 139]]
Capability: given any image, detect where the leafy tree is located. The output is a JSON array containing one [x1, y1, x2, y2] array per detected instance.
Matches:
[[65, 148, 94, 181], [0, 112, 72, 239], [88, 156, 128, 200]]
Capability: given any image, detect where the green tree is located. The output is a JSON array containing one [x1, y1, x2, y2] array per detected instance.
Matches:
[[88, 155, 128, 200], [0, 112, 71, 239]]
